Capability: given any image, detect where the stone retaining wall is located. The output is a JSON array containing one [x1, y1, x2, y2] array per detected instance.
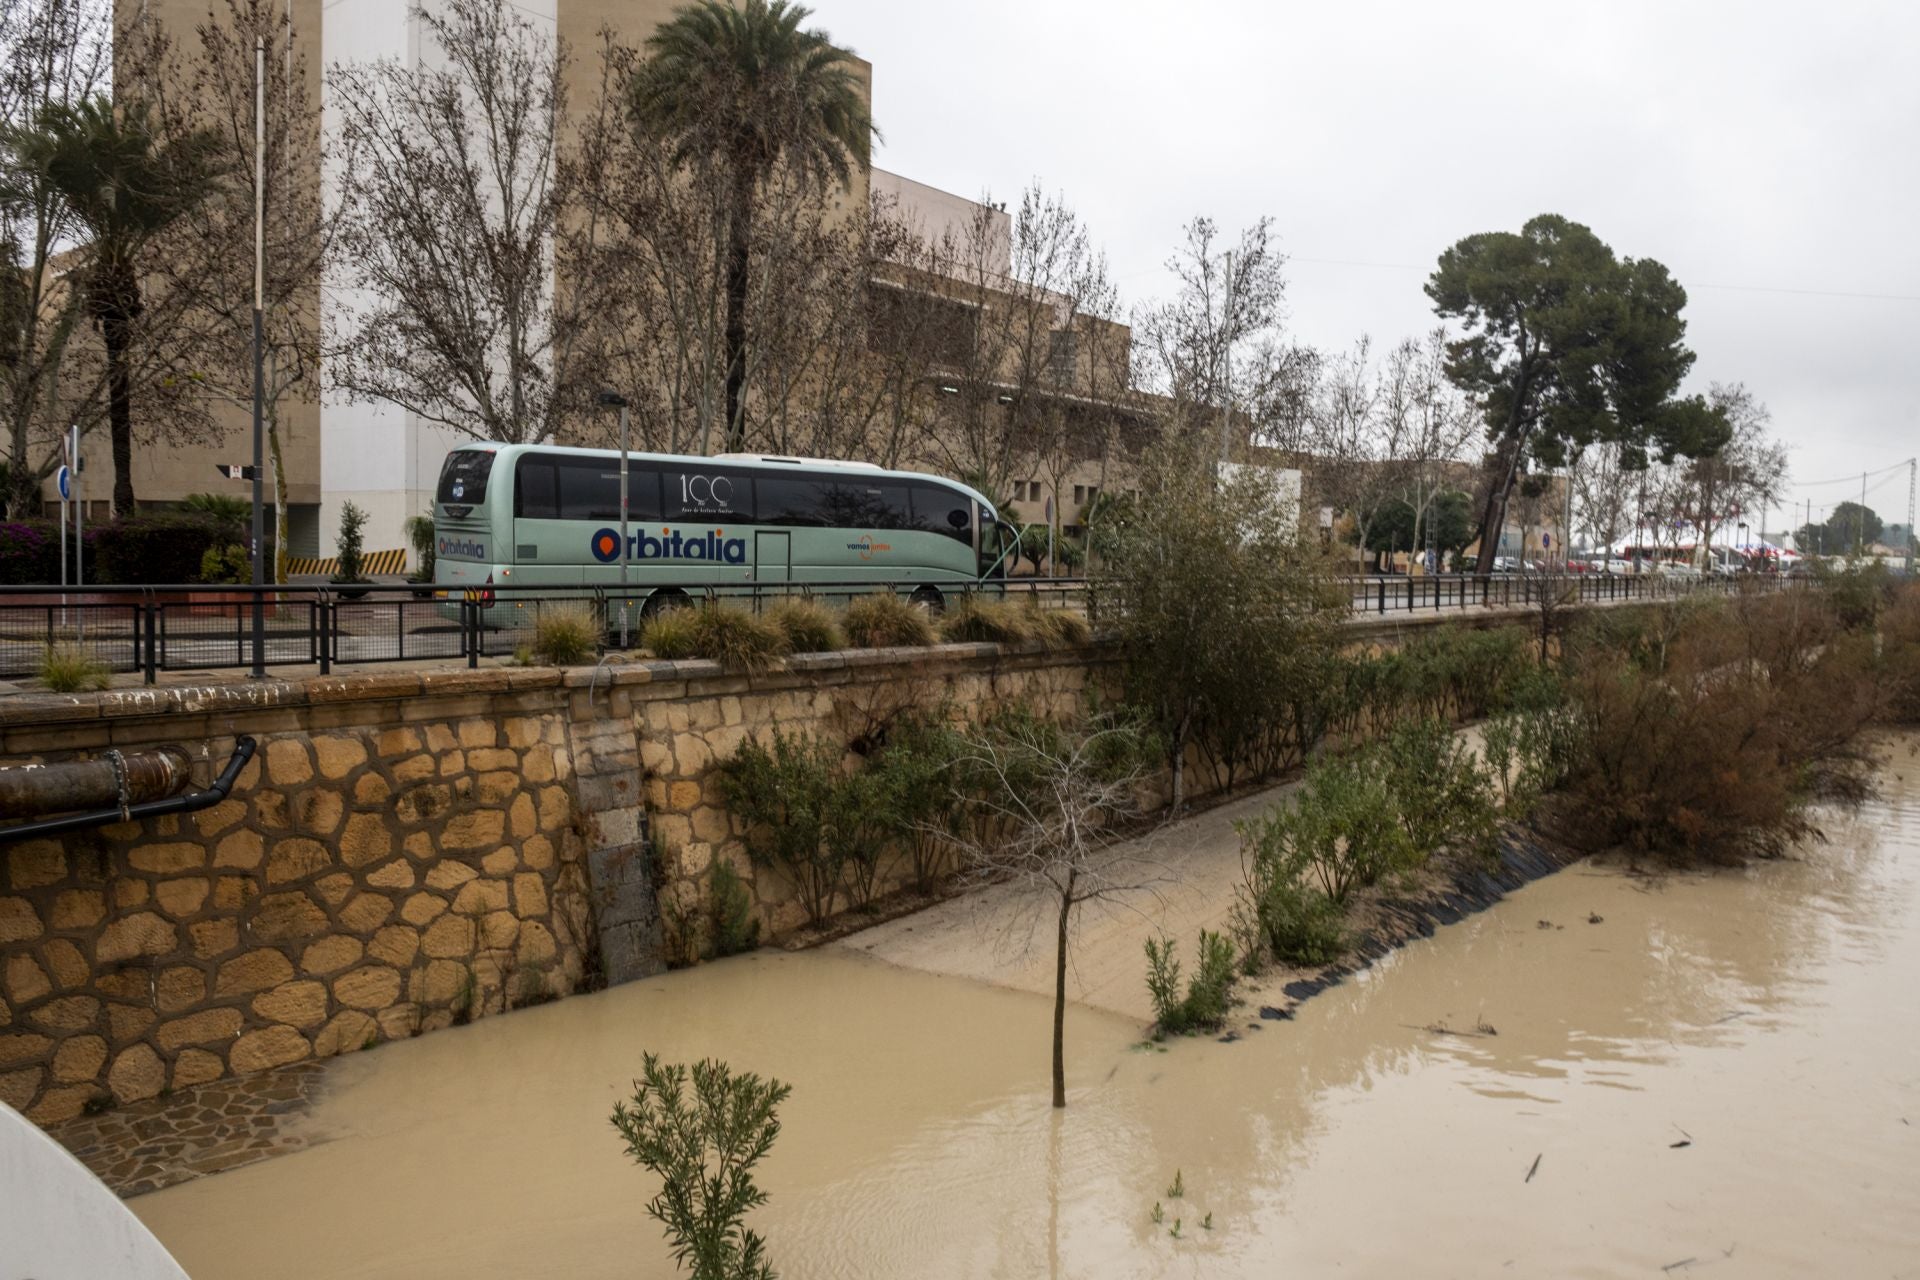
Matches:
[[1, 608, 1538, 1127], [628, 643, 1119, 954], [0, 645, 1119, 1124], [0, 672, 595, 1125]]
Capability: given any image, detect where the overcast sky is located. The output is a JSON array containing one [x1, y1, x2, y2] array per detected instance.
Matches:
[[821, 0, 1919, 536]]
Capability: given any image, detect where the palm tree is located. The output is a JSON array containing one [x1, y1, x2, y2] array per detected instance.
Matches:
[[630, 0, 874, 453], [8, 95, 223, 514]]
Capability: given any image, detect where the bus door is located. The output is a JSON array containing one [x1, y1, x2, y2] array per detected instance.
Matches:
[[754, 531, 791, 587]]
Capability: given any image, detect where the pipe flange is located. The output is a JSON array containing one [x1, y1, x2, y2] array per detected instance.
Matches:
[[104, 748, 131, 821]]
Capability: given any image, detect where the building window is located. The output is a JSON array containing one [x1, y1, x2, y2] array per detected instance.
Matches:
[[1047, 329, 1077, 386], [1072, 485, 1085, 506]]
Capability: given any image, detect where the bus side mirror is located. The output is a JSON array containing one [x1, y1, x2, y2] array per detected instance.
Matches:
[[947, 509, 968, 530]]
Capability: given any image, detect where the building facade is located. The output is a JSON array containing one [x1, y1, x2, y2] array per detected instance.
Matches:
[[97, 0, 1140, 568]]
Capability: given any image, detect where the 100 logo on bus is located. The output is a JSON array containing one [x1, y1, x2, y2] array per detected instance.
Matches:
[[591, 527, 747, 565], [678, 473, 734, 509]]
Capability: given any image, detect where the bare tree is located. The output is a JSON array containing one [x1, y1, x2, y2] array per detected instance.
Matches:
[[919, 184, 1121, 505], [327, 0, 589, 444], [1570, 441, 1635, 562], [1677, 382, 1787, 565], [944, 711, 1163, 1108], [133, 0, 327, 578], [565, 33, 950, 465], [1128, 217, 1282, 437], [1311, 337, 1404, 571], [1380, 330, 1476, 569]]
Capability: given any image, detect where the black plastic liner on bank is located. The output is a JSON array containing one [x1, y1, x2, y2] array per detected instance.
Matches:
[[1270, 830, 1584, 1008]]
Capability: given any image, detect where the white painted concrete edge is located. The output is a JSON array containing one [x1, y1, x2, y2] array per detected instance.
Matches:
[[0, 1101, 190, 1279]]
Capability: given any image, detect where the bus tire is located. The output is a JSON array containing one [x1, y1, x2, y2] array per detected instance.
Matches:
[[909, 585, 945, 615], [641, 589, 692, 619]]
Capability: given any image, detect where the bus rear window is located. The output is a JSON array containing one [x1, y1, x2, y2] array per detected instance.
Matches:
[[437, 450, 495, 511]]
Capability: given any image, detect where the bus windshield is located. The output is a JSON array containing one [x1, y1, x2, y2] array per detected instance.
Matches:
[[436, 450, 496, 516], [983, 520, 1020, 578]]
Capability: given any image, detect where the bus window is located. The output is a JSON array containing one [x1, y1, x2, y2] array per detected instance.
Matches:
[[437, 450, 495, 515], [753, 475, 828, 527], [514, 456, 558, 518], [552, 456, 663, 521], [662, 466, 753, 522], [910, 483, 972, 543], [815, 480, 909, 530]]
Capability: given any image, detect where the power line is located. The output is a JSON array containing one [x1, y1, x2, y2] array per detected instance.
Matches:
[[1281, 256, 1920, 304], [1789, 458, 1916, 488]]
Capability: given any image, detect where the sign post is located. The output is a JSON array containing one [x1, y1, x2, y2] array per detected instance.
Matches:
[[68, 425, 82, 590], [56, 465, 69, 589], [1045, 495, 1055, 578]]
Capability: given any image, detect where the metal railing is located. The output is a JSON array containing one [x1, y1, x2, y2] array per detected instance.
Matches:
[[0, 570, 1789, 684], [0, 578, 1088, 683], [1334, 569, 1788, 616]]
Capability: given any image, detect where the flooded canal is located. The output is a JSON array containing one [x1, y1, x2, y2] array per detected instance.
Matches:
[[136, 736, 1920, 1278]]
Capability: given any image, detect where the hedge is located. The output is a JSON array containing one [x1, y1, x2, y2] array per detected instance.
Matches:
[[90, 513, 238, 585], [0, 521, 65, 585]]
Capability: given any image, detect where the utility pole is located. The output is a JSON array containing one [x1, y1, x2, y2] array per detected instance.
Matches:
[[69, 424, 83, 589], [1860, 471, 1868, 556], [1907, 457, 1916, 577], [597, 391, 632, 646], [248, 35, 267, 680], [1218, 250, 1233, 471]]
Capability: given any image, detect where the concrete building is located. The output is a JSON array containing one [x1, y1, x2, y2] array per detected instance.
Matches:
[[97, 0, 1139, 567]]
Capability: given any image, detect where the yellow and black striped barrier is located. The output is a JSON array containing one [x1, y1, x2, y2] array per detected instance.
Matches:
[[284, 548, 409, 577]]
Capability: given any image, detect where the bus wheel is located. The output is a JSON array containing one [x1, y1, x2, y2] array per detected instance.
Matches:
[[910, 586, 945, 615], [641, 589, 692, 619]]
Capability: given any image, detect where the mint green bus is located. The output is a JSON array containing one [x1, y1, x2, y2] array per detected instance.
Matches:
[[431, 445, 1019, 616]]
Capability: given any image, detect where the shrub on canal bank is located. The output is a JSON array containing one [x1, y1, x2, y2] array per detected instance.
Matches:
[[611, 1054, 790, 1280], [1146, 929, 1238, 1036], [1882, 583, 1920, 724], [1557, 587, 1883, 864], [719, 729, 842, 927]]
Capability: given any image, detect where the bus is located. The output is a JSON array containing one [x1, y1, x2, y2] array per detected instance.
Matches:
[[431, 444, 1022, 618]]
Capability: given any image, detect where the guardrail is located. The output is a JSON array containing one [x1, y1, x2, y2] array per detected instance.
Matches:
[[0, 578, 1089, 683], [0, 571, 1788, 684], [1336, 569, 1786, 615]]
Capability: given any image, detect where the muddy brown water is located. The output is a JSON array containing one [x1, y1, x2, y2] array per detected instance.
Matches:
[[136, 737, 1920, 1278]]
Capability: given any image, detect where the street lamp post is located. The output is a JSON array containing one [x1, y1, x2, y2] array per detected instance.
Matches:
[[597, 391, 632, 648]]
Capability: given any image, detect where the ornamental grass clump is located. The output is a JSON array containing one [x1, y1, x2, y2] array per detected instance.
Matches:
[[640, 606, 700, 659], [841, 591, 936, 649], [39, 643, 110, 693], [1032, 606, 1092, 649], [763, 597, 843, 654], [690, 602, 789, 673], [938, 594, 1040, 646], [531, 603, 600, 666]]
